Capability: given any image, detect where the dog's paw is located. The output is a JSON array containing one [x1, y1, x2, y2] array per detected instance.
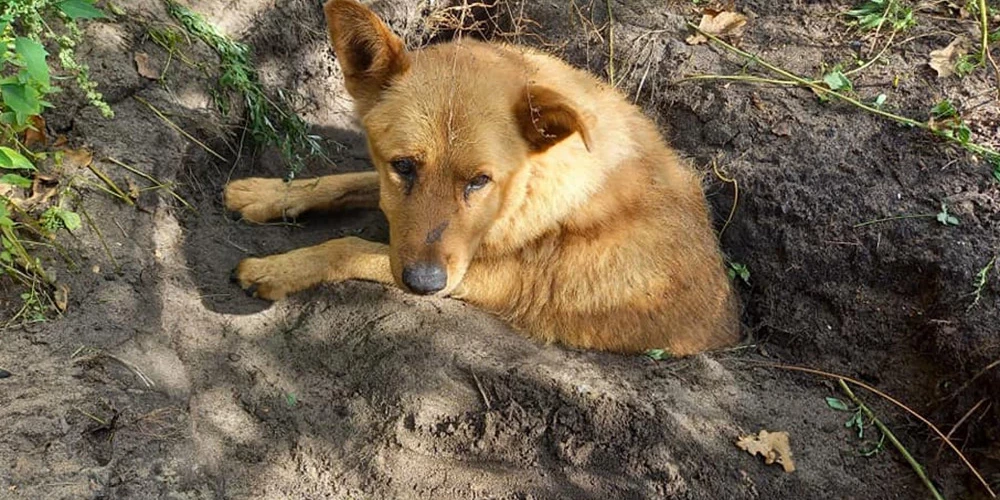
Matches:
[[232, 256, 302, 301], [224, 178, 304, 223]]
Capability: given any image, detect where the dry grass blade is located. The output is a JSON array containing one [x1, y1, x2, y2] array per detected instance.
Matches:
[[133, 96, 227, 162], [739, 360, 997, 498]]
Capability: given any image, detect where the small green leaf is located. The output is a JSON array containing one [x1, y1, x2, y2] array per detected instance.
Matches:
[[58, 210, 82, 231], [823, 70, 853, 91], [873, 93, 886, 108], [0, 147, 36, 170], [0, 173, 32, 188], [992, 164, 1000, 183], [826, 397, 851, 411], [285, 392, 298, 407], [644, 348, 671, 361], [1, 83, 42, 118], [930, 100, 957, 119], [14, 37, 49, 89], [56, 0, 108, 20]]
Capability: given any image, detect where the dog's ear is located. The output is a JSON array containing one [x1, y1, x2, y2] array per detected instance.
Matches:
[[513, 85, 593, 153], [324, 0, 410, 109]]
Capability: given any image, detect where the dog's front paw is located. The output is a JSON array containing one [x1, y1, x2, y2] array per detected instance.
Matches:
[[224, 178, 304, 223], [232, 255, 306, 301]]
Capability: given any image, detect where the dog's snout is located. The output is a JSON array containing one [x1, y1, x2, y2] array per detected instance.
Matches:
[[401, 262, 447, 295]]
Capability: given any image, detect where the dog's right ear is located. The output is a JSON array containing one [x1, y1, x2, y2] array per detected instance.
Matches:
[[324, 0, 410, 110]]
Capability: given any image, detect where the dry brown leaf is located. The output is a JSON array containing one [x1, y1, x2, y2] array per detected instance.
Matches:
[[54, 282, 70, 312], [736, 430, 796, 473], [686, 9, 748, 45], [18, 173, 59, 211], [61, 148, 94, 171], [24, 116, 47, 148], [929, 37, 968, 78], [134, 52, 161, 80]]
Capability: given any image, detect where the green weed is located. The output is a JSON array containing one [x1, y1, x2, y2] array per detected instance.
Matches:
[[1, 0, 109, 323], [968, 256, 996, 310], [164, 1, 323, 180], [727, 261, 750, 285], [826, 396, 887, 457], [845, 0, 916, 32]]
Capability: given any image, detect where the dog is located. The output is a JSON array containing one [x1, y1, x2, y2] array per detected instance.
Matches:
[[223, 0, 740, 355]]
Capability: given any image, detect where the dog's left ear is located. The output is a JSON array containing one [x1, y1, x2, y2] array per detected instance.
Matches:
[[513, 85, 593, 153], [324, 0, 410, 111]]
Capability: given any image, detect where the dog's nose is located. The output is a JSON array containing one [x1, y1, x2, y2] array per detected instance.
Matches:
[[401, 262, 447, 295]]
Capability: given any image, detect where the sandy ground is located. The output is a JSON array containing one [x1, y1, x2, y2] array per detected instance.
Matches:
[[1, 0, 998, 498]]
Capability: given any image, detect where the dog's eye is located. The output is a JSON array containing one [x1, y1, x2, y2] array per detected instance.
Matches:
[[390, 158, 417, 178], [466, 174, 491, 192]]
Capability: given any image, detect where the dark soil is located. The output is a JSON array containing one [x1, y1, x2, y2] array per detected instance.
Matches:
[[1, 0, 998, 499]]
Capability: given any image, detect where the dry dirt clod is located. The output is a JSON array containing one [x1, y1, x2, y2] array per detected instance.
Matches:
[[736, 429, 796, 473]]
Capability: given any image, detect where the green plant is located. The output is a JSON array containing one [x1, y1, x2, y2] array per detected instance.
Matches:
[[727, 261, 750, 285], [1, 0, 107, 323], [644, 348, 673, 360], [826, 396, 887, 457], [845, 0, 916, 32], [935, 203, 959, 226], [164, 1, 323, 180], [968, 256, 996, 310]]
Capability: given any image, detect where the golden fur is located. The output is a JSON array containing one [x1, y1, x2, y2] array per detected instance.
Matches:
[[224, 0, 740, 355]]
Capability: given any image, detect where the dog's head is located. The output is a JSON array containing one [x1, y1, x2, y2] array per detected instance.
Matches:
[[324, 0, 592, 296]]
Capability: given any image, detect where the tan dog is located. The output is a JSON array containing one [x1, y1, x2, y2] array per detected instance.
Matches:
[[224, 0, 740, 355]]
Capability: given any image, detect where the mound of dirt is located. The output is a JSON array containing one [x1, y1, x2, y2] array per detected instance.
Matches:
[[1, 0, 998, 499]]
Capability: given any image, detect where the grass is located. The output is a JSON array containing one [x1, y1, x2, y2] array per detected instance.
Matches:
[[163, 0, 323, 181]]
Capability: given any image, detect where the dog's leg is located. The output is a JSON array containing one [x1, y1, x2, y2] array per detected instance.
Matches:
[[233, 236, 392, 300], [224, 172, 379, 223]]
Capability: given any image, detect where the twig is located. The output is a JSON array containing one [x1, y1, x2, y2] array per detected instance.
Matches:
[[605, 0, 615, 86], [674, 74, 799, 86], [105, 157, 197, 213], [838, 379, 944, 500], [78, 205, 120, 273], [740, 360, 996, 498], [978, 0, 988, 69], [711, 159, 738, 238], [685, 24, 1000, 166], [853, 213, 936, 228], [936, 398, 987, 460], [470, 371, 492, 410], [942, 358, 1000, 402], [86, 163, 134, 206], [133, 96, 227, 162]]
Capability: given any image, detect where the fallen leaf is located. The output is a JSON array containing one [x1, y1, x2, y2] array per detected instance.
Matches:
[[18, 173, 59, 210], [736, 430, 796, 473], [54, 282, 70, 312], [929, 37, 968, 78], [134, 52, 161, 80], [24, 116, 47, 148], [61, 148, 94, 170], [686, 9, 748, 45]]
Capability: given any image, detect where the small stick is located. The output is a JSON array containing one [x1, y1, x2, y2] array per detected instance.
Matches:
[[740, 360, 996, 498], [853, 213, 936, 228], [942, 358, 1000, 402], [85, 163, 134, 206], [936, 398, 987, 460], [105, 156, 197, 213], [470, 371, 492, 410], [133, 96, 227, 162], [711, 159, 739, 238], [605, 0, 615, 86], [838, 379, 944, 500]]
